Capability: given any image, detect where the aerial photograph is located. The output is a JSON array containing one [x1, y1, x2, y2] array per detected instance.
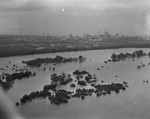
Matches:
[[0, 0, 150, 119]]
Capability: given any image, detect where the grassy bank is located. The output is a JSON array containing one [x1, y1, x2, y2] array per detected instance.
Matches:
[[1, 43, 150, 57]]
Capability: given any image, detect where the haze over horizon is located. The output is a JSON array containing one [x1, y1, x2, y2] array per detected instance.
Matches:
[[0, 0, 150, 36]]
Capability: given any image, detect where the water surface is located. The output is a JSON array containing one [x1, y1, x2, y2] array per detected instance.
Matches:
[[1, 48, 150, 119]]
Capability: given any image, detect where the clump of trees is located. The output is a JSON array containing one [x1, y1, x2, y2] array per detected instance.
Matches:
[[22, 55, 86, 67], [73, 70, 89, 75], [111, 50, 147, 61], [16, 70, 128, 106], [0, 71, 36, 91], [50, 73, 73, 85]]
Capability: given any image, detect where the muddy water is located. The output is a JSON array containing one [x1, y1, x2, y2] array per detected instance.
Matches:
[[1, 48, 150, 119]]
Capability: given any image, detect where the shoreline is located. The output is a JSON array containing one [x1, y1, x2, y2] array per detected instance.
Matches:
[[1, 45, 150, 58]]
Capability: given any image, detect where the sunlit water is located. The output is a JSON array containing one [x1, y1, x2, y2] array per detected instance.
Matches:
[[1, 48, 150, 119]]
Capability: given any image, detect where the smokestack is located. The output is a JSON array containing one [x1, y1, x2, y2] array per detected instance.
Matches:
[[47, 31, 49, 36], [43, 31, 44, 37]]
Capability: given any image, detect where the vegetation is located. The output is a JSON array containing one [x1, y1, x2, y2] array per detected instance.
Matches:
[[5, 71, 34, 82], [111, 50, 147, 61], [0, 80, 12, 90], [70, 84, 76, 87], [0, 70, 36, 91], [50, 73, 73, 85], [49, 89, 72, 105], [77, 80, 87, 86], [16, 70, 128, 106], [22, 55, 86, 67], [73, 70, 89, 75], [93, 82, 128, 95]]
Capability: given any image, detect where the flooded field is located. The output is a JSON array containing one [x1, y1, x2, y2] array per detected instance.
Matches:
[[1, 48, 150, 119]]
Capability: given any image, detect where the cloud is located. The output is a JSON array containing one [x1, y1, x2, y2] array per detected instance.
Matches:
[[0, 0, 149, 14], [0, 0, 149, 35], [0, 0, 48, 13]]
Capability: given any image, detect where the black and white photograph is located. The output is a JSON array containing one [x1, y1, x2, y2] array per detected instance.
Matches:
[[0, 0, 150, 119]]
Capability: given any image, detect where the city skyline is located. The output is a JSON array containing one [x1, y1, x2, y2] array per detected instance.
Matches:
[[0, 0, 150, 36]]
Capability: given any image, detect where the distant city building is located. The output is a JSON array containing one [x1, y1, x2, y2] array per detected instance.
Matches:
[[104, 31, 110, 39], [144, 35, 150, 40], [114, 34, 119, 39], [68, 34, 74, 39]]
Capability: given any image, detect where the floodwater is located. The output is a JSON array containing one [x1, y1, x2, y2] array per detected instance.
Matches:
[[1, 48, 150, 119]]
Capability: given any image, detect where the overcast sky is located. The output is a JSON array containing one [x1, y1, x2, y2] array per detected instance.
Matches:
[[0, 0, 150, 36]]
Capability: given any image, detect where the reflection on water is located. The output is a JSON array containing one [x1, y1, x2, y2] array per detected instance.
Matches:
[[1, 48, 150, 119]]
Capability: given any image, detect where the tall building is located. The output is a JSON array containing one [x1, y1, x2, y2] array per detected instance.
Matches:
[[104, 31, 110, 39]]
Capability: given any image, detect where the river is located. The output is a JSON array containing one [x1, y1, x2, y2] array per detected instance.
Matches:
[[1, 48, 150, 119]]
